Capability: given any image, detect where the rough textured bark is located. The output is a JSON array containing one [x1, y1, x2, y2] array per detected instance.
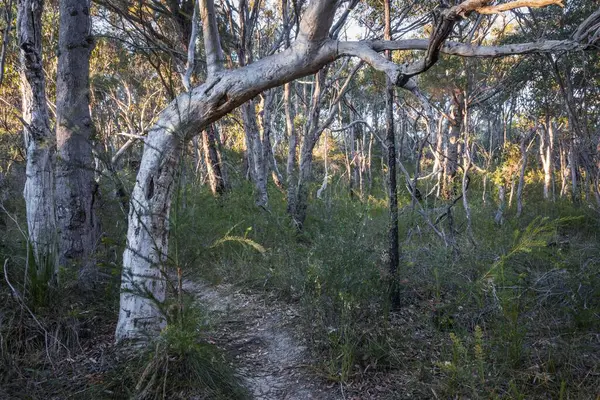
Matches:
[[55, 0, 99, 281], [384, 0, 399, 307], [18, 0, 58, 274]]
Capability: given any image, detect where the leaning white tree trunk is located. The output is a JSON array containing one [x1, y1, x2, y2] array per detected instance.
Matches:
[[115, 0, 592, 342], [55, 0, 99, 283], [115, 0, 339, 341], [18, 0, 58, 275]]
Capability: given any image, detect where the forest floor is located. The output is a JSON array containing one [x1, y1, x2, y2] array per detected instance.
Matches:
[[184, 280, 343, 400]]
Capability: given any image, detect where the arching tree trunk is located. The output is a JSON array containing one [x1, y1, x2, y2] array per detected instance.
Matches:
[[55, 0, 99, 283], [18, 0, 58, 276], [113, 0, 580, 342]]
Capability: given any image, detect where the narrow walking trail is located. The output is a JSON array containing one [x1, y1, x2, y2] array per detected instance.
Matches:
[[184, 281, 342, 400]]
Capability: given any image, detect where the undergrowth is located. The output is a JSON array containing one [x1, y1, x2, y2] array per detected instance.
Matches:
[[175, 176, 599, 399], [1, 165, 599, 399]]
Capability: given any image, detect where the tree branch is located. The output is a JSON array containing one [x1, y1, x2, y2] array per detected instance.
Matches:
[[183, 0, 200, 91], [475, 0, 563, 15], [200, 0, 225, 77], [368, 37, 589, 56]]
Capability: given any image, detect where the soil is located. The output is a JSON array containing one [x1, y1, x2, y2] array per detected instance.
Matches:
[[184, 280, 343, 400]]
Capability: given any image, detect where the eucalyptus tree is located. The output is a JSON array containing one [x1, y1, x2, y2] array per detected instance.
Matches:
[[513, 2, 600, 204], [384, 0, 399, 304], [55, 0, 99, 282], [17, 0, 58, 276], [115, 0, 599, 342], [95, 0, 229, 194]]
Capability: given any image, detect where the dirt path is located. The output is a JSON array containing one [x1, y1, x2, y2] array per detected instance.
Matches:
[[184, 281, 342, 400]]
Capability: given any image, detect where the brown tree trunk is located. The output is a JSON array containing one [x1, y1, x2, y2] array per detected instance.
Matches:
[[384, 0, 399, 307], [55, 0, 99, 283]]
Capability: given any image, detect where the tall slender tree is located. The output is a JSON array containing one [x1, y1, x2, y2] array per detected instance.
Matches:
[[55, 0, 99, 283], [18, 0, 58, 277], [384, 0, 399, 306]]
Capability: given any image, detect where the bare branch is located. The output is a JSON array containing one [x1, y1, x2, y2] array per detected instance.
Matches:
[[368, 38, 588, 57], [476, 0, 563, 15]]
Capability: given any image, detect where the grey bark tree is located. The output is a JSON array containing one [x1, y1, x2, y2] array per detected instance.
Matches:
[[202, 125, 226, 195], [384, 0, 399, 307], [442, 89, 464, 199], [18, 0, 58, 276], [115, 0, 596, 342], [55, 0, 99, 282]]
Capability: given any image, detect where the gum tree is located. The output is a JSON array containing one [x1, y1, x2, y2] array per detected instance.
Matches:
[[115, 0, 599, 342]]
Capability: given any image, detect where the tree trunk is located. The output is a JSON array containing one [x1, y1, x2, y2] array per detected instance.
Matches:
[[242, 101, 268, 208], [434, 115, 444, 198], [285, 82, 298, 218], [384, 0, 399, 307], [18, 0, 58, 276], [540, 116, 554, 200], [260, 90, 284, 189], [202, 125, 226, 195], [569, 142, 578, 203], [516, 133, 532, 217], [293, 127, 319, 228], [116, 130, 180, 342], [495, 185, 506, 225], [442, 90, 463, 200], [55, 0, 99, 282], [559, 138, 568, 197]]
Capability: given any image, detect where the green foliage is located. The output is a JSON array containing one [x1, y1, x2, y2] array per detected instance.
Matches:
[[128, 301, 248, 400]]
